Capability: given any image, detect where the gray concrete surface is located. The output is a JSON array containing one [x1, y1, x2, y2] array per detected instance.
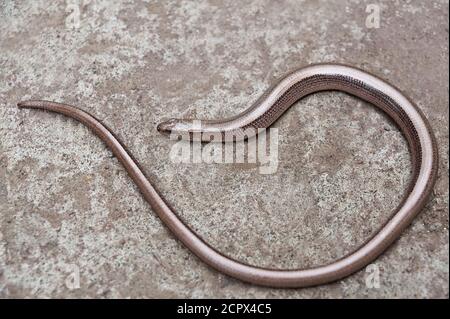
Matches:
[[0, 0, 448, 298]]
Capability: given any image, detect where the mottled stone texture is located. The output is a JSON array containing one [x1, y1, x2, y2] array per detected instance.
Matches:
[[0, 0, 448, 298]]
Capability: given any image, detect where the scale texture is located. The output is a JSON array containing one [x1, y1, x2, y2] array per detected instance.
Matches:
[[0, 0, 448, 297]]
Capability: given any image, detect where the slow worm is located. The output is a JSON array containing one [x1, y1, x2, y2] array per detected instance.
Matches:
[[18, 63, 438, 287]]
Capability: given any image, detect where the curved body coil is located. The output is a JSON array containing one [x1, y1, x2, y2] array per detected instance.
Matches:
[[18, 63, 438, 287]]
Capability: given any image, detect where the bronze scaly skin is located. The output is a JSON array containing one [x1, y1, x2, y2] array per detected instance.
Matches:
[[17, 63, 438, 288]]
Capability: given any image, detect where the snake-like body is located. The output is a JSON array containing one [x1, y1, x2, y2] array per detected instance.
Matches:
[[18, 63, 438, 287]]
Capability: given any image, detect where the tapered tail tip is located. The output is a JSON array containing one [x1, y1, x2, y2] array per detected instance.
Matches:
[[17, 100, 50, 110], [17, 100, 39, 109]]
